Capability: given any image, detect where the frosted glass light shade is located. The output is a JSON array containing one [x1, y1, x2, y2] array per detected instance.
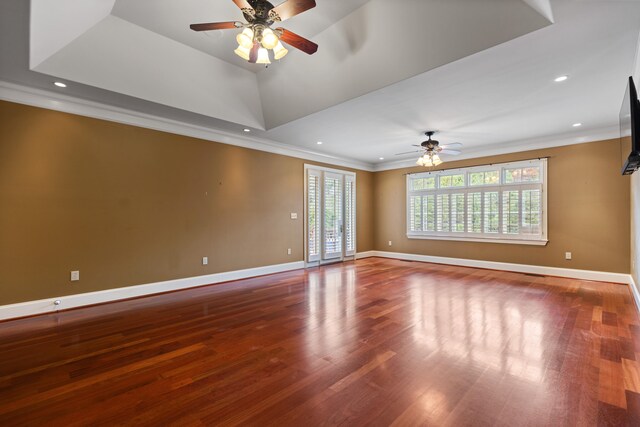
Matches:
[[236, 28, 254, 49], [273, 41, 289, 60], [261, 28, 279, 49], [256, 47, 271, 64], [234, 44, 251, 60]]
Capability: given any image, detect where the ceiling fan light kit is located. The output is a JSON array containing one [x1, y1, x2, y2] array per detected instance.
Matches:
[[417, 153, 443, 167], [190, 0, 318, 65], [395, 131, 463, 168]]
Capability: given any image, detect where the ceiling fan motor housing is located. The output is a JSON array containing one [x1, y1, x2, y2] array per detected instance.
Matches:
[[421, 131, 439, 150], [249, 0, 281, 24]]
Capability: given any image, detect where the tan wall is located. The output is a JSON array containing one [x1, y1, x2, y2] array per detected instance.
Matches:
[[0, 101, 373, 305], [374, 139, 631, 273], [0, 100, 632, 306]]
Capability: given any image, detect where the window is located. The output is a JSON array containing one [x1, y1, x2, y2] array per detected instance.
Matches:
[[406, 159, 547, 245]]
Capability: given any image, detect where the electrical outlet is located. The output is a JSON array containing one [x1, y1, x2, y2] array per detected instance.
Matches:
[[287, 248, 292, 255], [202, 257, 208, 266], [70, 271, 80, 281], [565, 252, 572, 260], [290, 213, 298, 220], [388, 241, 392, 246]]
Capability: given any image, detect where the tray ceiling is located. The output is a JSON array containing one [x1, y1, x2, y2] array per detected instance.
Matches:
[[0, 0, 638, 168]]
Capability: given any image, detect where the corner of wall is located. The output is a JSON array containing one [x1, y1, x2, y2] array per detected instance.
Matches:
[[631, 29, 640, 288]]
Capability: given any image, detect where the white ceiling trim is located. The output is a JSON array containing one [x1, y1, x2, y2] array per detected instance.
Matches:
[[0, 81, 373, 172], [374, 125, 620, 172]]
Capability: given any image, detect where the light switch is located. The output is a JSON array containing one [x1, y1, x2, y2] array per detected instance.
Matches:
[[70, 271, 80, 281], [290, 213, 298, 220], [565, 252, 572, 260]]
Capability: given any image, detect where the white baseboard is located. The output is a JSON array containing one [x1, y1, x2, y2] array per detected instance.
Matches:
[[627, 275, 640, 315], [355, 251, 377, 260], [358, 250, 632, 285], [2, 253, 635, 322], [0, 261, 304, 321]]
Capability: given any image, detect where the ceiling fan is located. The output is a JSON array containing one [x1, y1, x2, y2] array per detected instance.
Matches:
[[190, 0, 318, 65], [395, 131, 463, 167]]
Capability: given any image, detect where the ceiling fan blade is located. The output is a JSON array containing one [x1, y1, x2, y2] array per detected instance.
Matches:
[[190, 21, 240, 32], [277, 28, 318, 55], [232, 0, 252, 10], [248, 42, 260, 63], [439, 142, 463, 149], [272, 0, 316, 22], [439, 149, 462, 155], [395, 150, 422, 156]]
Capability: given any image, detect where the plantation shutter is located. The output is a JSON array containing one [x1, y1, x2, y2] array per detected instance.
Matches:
[[406, 159, 547, 244], [345, 175, 356, 256], [307, 169, 321, 262]]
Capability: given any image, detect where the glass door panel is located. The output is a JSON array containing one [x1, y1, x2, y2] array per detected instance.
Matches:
[[323, 172, 343, 260]]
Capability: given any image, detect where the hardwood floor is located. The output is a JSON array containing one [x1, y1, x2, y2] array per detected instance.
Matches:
[[1, 257, 639, 426]]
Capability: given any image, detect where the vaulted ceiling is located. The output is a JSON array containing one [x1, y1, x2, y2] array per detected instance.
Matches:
[[1, 0, 640, 170]]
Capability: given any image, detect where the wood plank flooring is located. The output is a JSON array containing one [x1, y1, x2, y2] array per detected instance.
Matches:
[[1, 257, 640, 426]]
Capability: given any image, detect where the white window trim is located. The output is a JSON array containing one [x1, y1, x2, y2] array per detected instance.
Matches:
[[406, 159, 548, 246]]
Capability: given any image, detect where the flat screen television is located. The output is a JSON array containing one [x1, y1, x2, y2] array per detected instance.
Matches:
[[621, 76, 640, 175]]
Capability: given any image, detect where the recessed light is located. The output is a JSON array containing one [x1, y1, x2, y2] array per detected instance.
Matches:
[[572, 123, 582, 127], [554, 75, 568, 82], [379, 157, 385, 160], [317, 141, 323, 145], [243, 128, 251, 132], [54, 82, 67, 88]]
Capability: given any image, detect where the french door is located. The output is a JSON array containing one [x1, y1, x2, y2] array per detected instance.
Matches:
[[305, 165, 356, 265]]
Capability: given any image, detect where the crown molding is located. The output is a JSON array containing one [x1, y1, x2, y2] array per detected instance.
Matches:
[[0, 80, 622, 174], [0, 81, 374, 172], [373, 125, 620, 172]]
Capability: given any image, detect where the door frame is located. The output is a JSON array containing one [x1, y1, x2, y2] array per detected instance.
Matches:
[[304, 164, 357, 267]]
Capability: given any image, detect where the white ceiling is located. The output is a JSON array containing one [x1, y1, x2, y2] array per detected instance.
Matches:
[[267, 0, 640, 165], [1, 0, 640, 170]]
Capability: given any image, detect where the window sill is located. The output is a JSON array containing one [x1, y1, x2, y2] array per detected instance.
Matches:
[[406, 234, 548, 246]]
